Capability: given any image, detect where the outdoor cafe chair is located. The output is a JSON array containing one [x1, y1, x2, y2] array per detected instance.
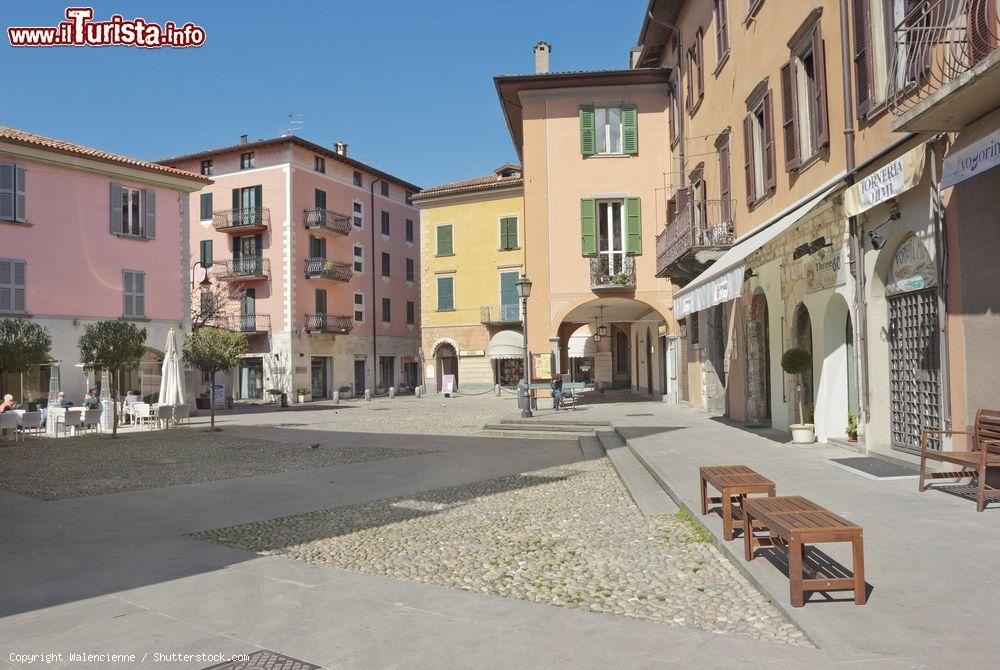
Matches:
[[0, 412, 18, 442], [152, 404, 174, 430], [56, 410, 83, 437], [172, 404, 190, 427], [82, 409, 102, 434], [19, 411, 43, 439], [131, 403, 152, 427]]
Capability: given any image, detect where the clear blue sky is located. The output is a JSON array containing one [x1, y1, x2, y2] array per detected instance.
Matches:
[[2, 0, 647, 188]]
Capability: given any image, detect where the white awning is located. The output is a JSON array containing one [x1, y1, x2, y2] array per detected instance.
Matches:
[[486, 330, 524, 359], [843, 144, 926, 216], [567, 326, 597, 358], [673, 184, 841, 319], [941, 108, 1000, 189]]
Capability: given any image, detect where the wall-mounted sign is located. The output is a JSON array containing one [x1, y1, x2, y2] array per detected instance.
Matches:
[[843, 145, 926, 216], [887, 235, 937, 295], [941, 109, 1000, 188], [805, 249, 848, 293], [531, 352, 552, 380], [425, 364, 435, 379]]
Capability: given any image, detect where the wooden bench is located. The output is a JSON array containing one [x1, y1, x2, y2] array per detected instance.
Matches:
[[742, 496, 866, 607], [527, 382, 585, 411], [919, 408, 1000, 512], [699, 465, 775, 541]]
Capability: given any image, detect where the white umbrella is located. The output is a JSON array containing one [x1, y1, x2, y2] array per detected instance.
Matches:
[[158, 328, 185, 406]]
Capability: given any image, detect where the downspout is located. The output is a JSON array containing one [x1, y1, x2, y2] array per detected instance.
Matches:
[[370, 179, 379, 392], [646, 10, 684, 187], [929, 140, 951, 430], [839, 0, 871, 427]]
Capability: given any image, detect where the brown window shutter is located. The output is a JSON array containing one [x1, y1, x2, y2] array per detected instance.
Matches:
[[852, 0, 872, 119], [780, 59, 801, 171], [715, 1, 724, 57], [685, 50, 694, 113], [718, 140, 732, 223], [742, 114, 755, 206], [695, 29, 704, 101], [812, 23, 830, 147], [669, 86, 677, 144], [763, 90, 777, 192]]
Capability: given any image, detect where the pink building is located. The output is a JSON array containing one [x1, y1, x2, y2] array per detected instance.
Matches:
[[0, 126, 209, 404], [160, 135, 421, 401]]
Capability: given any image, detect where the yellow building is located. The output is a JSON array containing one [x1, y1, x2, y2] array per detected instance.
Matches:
[[412, 165, 524, 393]]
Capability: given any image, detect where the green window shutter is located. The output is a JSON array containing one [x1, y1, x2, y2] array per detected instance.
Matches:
[[500, 217, 517, 249], [580, 198, 597, 255], [437, 276, 454, 311], [626, 197, 642, 255], [200, 193, 213, 220], [622, 103, 638, 155], [579, 105, 595, 156], [437, 225, 453, 255]]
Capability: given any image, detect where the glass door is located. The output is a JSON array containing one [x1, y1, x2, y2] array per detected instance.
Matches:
[[238, 358, 263, 399], [310, 357, 329, 398], [241, 288, 256, 332], [354, 359, 366, 395], [597, 200, 625, 275], [499, 271, 519, 322]]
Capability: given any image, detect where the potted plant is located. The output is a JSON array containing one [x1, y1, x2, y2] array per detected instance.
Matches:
[[196, 391, 210, 410], [296, 387, 311, 404], [846, 410, 859, 442], [266, 388, 283, 404], [781, 347, 815, 444], [612, 272, 629, 285], [338, 385, 352, 399]]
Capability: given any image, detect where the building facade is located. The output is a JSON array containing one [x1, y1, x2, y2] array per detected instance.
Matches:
[[0, 126, 208, 404], [160, 136, 421, 402], [413, 165, 525, 393]]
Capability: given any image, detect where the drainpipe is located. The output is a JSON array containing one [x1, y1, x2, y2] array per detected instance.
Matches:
[[929, 140, 951, 430], [839, 0, 870, 427], [646, 11, 684, 187], [370, 178, 380, 392]]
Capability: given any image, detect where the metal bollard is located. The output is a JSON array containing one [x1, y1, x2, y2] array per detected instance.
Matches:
[[364, 388, 372, 402], [388, 386, 396, 399]]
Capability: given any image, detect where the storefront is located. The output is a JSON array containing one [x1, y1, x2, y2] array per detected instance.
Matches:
[[567, 326, 596, 386], [486, 329, 524, 388]]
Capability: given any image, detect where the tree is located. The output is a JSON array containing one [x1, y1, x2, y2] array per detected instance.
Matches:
[[0, 319, 52, 400], [781, 347, 813, 426], [182, 326, 247, 430], [78, 320, 147, 438]]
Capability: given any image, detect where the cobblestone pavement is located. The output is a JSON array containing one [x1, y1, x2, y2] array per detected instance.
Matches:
[[0, 432, 432, 500], [193, 459, 809, 646]]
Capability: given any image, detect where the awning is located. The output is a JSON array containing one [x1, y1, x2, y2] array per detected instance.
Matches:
[[843, 144, 926, 216], [567, 327, 597, 358], [673, 184, 841, 319], [486, 330, 524, 359], [941, 108, 1000, 189]]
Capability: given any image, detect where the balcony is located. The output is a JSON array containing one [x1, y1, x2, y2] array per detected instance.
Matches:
[[305, 313, 353, 334], [304, 257, 352, 282], [217, 313, 271, 334], [212, 257, 270, 281], [212, 208, 270, 233], [303, 208, 352, 235], [656, 195, 735, 286], [590, 254, 636, 291], [480, 304, 521, 325], [888, 0, 1000, 131]]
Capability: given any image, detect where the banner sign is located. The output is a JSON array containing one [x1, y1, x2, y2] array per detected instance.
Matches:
[[844, 145, 925, 216], [805, 249, 848, 293]]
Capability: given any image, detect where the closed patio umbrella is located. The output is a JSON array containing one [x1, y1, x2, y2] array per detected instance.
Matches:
[[158, 328, 185, 407]]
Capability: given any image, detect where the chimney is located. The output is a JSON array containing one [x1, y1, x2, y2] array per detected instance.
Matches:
[[533, 41, 551, 74], [334, 141, 348, 156], [239, 134, 248, 144]]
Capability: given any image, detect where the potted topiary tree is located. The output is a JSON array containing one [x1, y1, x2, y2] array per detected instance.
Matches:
[[781, 347, 815, 444]]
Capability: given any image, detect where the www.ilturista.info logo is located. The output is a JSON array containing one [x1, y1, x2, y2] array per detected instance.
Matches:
[[7, 7, 206, 48]]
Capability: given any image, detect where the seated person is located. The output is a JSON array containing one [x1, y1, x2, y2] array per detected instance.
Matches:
[[57, 391, 73, 408], [551, 373, 564, 411], [0, 394, 16, 413], [122, 389, 139, 423], [83, 389, 101, 410]]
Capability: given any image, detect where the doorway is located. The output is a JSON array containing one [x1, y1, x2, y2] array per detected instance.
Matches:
[[747, 291, 772, 423], [354, 358, 366, 395], [888, 288, 941, 454], [597, 200, 626, 276], [645, 327, 653, 395], [310, 357, 330, 399], [237, 357, 263, 399], [435, 344, 458, 392]]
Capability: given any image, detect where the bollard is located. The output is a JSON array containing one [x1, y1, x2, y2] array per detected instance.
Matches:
[[332, 391, 339, 405], [364, 388, 372, 402], [388, 386, 396, 399], [495, 384, 501, 397]]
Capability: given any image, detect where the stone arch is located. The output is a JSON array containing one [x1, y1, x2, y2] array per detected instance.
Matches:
[[747, 289, 771, 423], [791, 302, 815, 423], [431, 338, 459, 392], [817, 293, 851, 441]]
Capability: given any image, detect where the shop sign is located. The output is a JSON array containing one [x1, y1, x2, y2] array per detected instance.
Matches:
[[805, 249, 848, 293], [843, 145, 926, 216], [887, 235, 937, 295], [941, 109, 1000, 188]]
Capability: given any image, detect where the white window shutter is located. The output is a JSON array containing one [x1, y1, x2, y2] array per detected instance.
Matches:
[[134, 272, 145, 317], [0, 259, 12, 312], [144, 189, 156, 238], [12, 261, 25, 313], [0, 164, 14, 221], [14, 166, 26, 223]]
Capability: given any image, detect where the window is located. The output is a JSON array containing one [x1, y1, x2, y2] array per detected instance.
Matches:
[[714, 0, 730, 64], [406, 300, 415, 325], [353, 292, 365, 323], [315, 288, 327, 315], [579, 103, 637, 156], [686, 29, 704, 113], [597, 106, 622, 154], [0, 163, 27, 223], [780, 22, 829, 171], [690, 311, 700, 345], [742, 90, 776, 206], [0, 258, 26, 314], [381, 252, 390, 277], [314, 155, 325, 173], [200, 240, 213, 267], [380, 181, 389, 197], [240, 152, 255, 170], [199, 193, 213, 221], [122, 270, 145, 318], [405, 218, 414, 243], [580, 197, 642, 257], [353, 170, 362, 187], [716, 133, 733, 224], [381, 210, 390, 236], [668, 80, 680, 146], [854, 0, 906, 117], [436, 224, 453, 255], [436, 276, 454, 311], [381, 297, 391, 323], [352, 200, 363, 228], [200, 160, 213, 176], [309, 235, 326, 260], [499, 216, 518, 250], [405, 257, 414, 282], [353, 244, 364, 273], [116, 186, 144, 237]]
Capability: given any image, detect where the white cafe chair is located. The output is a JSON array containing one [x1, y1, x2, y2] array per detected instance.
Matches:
[[19, 411, 43, 439], [153, 404, 174, 430], [0, 412, 18, 442], [82, 409, 102, 434], [56, 410, 83, 437], [172, 404, 191, 427], [131, 403, 152, 427]]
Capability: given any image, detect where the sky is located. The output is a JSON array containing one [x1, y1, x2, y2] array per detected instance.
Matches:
[[1, 0, 648, 188]]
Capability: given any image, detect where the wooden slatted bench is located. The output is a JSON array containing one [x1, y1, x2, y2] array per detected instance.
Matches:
[[699, 465, 775, 541], [742, 495, 866, 607], [920, 408, 1000, 512]]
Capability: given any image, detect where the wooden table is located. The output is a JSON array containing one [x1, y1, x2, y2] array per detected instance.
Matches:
[[699, 465, 775, 540], [742, 495, 866, 607]]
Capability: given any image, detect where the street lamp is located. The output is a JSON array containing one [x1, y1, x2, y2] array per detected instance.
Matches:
[[516, 274, 533, 418]]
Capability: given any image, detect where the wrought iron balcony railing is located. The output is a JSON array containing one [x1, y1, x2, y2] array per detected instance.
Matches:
[[887, 0, 999, 124], [212, 257, 270, 281], [212, 207, 271, 232], [304, 257, 352, 282], [480, 304, 521, 324], [303, 208, 352, 234], [217, 313, 271, 333], [656, 195, 735, 279], [305, 313, 353, 334], [590, 254, 636, 290]]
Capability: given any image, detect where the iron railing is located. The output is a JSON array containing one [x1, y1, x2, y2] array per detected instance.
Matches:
[[888, 0, 999, 117], [656, 195, 735, 275], [303, 208, 352, 234], [217, 313, 271, 333], [212, 208, 270, 232], [480, 304, 521, 324], [304, 313, 353, 334], [590, 254, 636, 290], [304, 258, 352, 282], [212, 257, 270, 280]]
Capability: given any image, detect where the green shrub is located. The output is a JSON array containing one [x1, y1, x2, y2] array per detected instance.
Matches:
[[780, 347, 812, 375]]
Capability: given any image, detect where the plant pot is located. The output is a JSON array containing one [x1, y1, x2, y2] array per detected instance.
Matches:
[[790, 423, 816, 444], [195, 397, 210, 410], [297, 394, 311, 404], [848, 432, 858, 442]]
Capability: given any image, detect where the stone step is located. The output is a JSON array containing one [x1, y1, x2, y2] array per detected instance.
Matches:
[[475, 429, 586, 441], [578, 435, 607, 459], [499, 417, 613, 427], [483, 422, 600, 434], [598, 431, 678, 517]]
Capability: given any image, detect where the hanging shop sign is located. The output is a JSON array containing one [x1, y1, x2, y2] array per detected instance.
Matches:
[[843, 145, 926, 217], [887, 235, 937, 295], [805, 249, 848, 293]]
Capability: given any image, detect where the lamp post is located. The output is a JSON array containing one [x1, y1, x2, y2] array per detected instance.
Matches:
[[516, 274, 533, 418]]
